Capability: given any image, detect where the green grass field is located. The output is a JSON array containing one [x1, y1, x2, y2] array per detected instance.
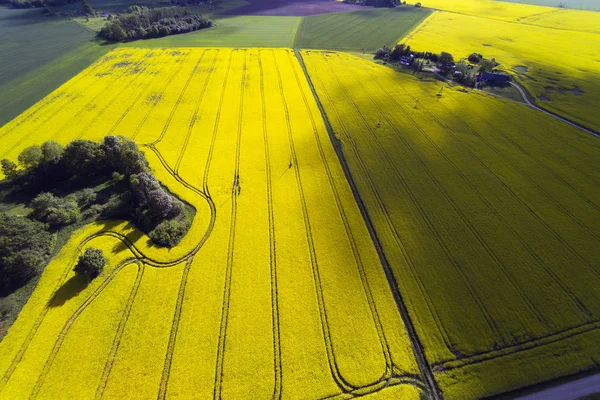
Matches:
[[0, 8, 115, 126], [0, 8, 95, 86], [293, 7, 430, 51], [119, 15, 301, 48]]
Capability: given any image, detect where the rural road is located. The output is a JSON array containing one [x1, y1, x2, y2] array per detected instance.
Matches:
[[516, 373, 600, 400], [509, 82, 600, 139]]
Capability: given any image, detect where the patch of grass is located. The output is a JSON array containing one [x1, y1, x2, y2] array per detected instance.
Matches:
[[293, 7, 431, 52], [118, 15, 301, 48]]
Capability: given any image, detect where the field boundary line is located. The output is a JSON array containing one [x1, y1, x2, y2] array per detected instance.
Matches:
[[294, 49, 441, 400], [299, 53, 456, 361], [275, 51, 355, 394], [286, 50, 394, 385]]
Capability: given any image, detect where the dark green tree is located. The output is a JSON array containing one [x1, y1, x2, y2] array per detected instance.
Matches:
[[438, 52, 454, 67], [73, 248, 106, 279], [0, 214, 55, 295], [1, 159, 18, 179], [18, 145, 43, 169], [41, 141, 64, 164], [82, 0, 94, 15]]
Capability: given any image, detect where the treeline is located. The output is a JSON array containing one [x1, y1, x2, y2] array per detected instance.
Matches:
[[1, 0, 80, 9], [375, 43, 454, 66], [99, 6, 212, 42], [0, 136, 193, 294]]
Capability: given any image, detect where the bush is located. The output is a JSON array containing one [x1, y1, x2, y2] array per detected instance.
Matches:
[[73, 248, 106, 279], [468, 53, 482, 64], [149, 219, 189, 248], [0, 214, 55, 295], [1, 159, 18, 179], [31, 192, 80, 226], [374, 46, 390, 60]]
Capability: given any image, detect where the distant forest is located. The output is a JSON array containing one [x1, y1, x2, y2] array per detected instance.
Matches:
[[99, 6, 212, 42], [1, 0, 80, 9]]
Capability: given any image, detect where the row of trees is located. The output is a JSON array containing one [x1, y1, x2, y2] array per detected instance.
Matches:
[[1, 0, 79, 9], [98, 6, 212, 42], [375, 43, 455, 68]]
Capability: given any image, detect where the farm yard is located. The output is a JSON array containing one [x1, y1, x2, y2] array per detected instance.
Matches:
[[1, 0, 600, 397], [302, 50, 600, 398], [0, 48, 422, 399]]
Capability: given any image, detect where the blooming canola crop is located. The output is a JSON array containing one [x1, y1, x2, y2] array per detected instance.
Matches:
[[0, 48, 422, 399]]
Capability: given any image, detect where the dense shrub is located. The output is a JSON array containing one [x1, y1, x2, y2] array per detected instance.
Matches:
[[1, 159, 18, 180], [149, 219, 189, 248], [31, 192, 81, 226], [99, 7, 212, 42], [0, 214, 55, 295], [73, 248, 106, 279], [374, 46, 390, 60]]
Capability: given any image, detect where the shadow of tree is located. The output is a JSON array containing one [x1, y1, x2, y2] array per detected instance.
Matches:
[[47, 275, 89, 308]]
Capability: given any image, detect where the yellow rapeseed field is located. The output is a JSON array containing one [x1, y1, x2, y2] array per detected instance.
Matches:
[[0, 48, 423, 399], [302, 50, 600, 398], [416, 0, 600, 32], [400, 9, 600, 132]]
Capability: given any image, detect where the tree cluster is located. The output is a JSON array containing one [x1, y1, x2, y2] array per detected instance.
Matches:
[[98, 7, 212, 42], [362, 0, 400, 7], [375, 44, 454, 72], [2, 0, 80, 9], [0, 136, 193, 295], [2, 136, 192, 245]]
